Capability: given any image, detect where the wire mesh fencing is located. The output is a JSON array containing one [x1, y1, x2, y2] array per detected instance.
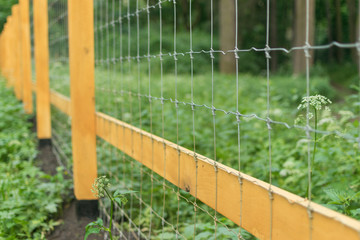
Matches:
[[1, 0, 360, 239], [47, 0, 73, 175], [90, 0, 360, 239]]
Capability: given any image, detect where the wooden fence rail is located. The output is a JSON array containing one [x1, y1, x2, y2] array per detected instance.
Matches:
[[0, 1, 360, 239]]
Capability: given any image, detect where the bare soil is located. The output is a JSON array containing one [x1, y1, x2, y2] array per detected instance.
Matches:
[[36, 136, 103, 240]]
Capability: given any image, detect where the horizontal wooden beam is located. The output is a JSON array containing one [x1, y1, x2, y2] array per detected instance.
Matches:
[[41, 90, 360, 240], [95, 111, 360, 240], [50, 90, 71, 116]]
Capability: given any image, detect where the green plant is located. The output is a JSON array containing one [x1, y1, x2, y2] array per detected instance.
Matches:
[[85, 176, 135, 240], [0, 79, 71, 239], [297, 94, 332, 197], [324, 189, 360, 218]]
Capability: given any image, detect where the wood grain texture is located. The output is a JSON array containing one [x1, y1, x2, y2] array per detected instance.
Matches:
[[39, 89, 360, 239], [33, 0, 51, 139], [50, 90, 70, 116], [67, 0, 97, 200], [95, 112, 360, 240], [12, 5, 22, 100], [4, 17, 14, 86], [19, 0, 32, 114]]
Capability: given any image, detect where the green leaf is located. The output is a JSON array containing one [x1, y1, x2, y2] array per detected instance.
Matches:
[[45, 203, 58, 213], [84, 226, 101, 240], [113, 189, 136, 196], [85, 218, 103, 229], [114, 196, 128, 206]]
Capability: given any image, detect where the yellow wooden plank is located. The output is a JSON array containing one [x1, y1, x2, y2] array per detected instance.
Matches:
[[4, 17, 13, 85], [10, 15, 16, 88], [50, 90, 70, 116], [40, 89, 360, 239], [0, 30, 3, 74], [0, 27, 3, 75], [0, 32, 3, 75], [12, 5, 22, 100], [33, 0, 51, 139], [95, 111, 360, 240], [19, 0, 32, 114], [8, 17, 14, 87], [68, 0, 97, 200]]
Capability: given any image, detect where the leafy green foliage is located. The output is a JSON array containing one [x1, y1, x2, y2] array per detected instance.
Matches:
[[324, 189, 360, 218], [0, 79, 71, 239], [88, 63, 359, 237], [0, 83, 36, 162], [84, 218, 103, 240], [0, 0, 18, 32], [85, 176, 135, 240], [47, 57, 360, 239]]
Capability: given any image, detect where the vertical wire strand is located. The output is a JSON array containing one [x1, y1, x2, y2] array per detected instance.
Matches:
[[356, 5, 360, 238], [305, 0, 313, 239], [105, 2, 114, 237], [189, 0, 198, 238], [173, 0, 181, 238], [234, 0, 243, 238], [265, 0, 273, 239], [100, 0, 103, 69], [159, 0, 167, 239], [94, 1, 97, 70], [126, 0, 135, 236], [119, 1, 126, 238], [210, 0, 218, 238], [106, 0, 110, 113], [112, 0, 122, 236], [146, 0, 154, 238], [111, 1, 117, 233], [135, 0, 144, 238]]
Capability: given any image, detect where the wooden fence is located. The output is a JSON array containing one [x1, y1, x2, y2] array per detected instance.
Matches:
[[0, 1, 360, 239]]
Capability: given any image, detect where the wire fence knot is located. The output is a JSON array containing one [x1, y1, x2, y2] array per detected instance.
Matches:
[[236, 112, 241, 123], [307, 207, 314, 220], [238, 174, 243, 185], [266, 118, 272, 130], [268, 189, 274, 200], [211, 107, 216, 116], [304, 43, 311, 58], [234, 47, 240, 59], [213, 163, 219, 173], [265, 45, 271, 59], [209, 48, 215, 59]]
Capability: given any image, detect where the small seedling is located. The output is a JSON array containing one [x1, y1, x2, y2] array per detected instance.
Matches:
[[84, 176, 135, 240]]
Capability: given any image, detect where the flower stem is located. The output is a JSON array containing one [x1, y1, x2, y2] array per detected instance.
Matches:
[[109, 200, 114, 240], [104, 188, 114, 240], [308, 108, 317, 199], [312, 108, 317, 175]]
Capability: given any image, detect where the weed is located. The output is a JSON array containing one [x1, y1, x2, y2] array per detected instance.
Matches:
[[85, 176, 135, 240]]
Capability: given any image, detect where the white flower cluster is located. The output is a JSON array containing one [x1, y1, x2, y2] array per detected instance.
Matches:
[[297, 94, 332, 111], [91, 175, 110, 198]]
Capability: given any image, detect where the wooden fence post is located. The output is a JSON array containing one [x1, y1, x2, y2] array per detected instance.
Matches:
[[19, 0, 33, 114], [12, 5, 22, 100], [5, 19, 11, 84], [8, 16, 15, 87], [0, 26, 3, 76], [33, 0, 51, 140], [68, 0, 97, 200], [0, 29, 2, 74]]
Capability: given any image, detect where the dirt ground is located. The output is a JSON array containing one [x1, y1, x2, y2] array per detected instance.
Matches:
[[36, 139, 103, 240]]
